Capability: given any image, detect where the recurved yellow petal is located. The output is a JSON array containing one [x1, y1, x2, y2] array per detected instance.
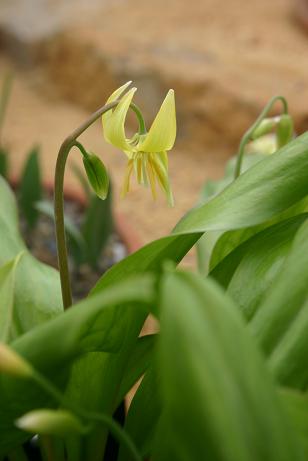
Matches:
[[103, 87, 137, 151], [138, 90, 176, 153], [102, 81, 132, 134], [105, 81, 132, 105]]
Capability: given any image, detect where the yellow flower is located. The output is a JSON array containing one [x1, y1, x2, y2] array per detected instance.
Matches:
[[102, 82, 176, 206]]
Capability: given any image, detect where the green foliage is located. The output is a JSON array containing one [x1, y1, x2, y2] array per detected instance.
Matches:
[[155, 271, 303, 461], [0, 97, 308, 461], [82, 188, 113, 269], [0, 146, 9, 178], [18, 146, 42, 228], [0, 176, 62, 344]]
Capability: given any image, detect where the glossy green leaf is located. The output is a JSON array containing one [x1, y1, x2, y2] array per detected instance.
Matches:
[[116, 334, 156, 407], [94, 134, 308, 295], [209, 197, 308, 271], [210, 214, 308, 320], [196, 153, 267, 273], [63, 134, 308, 461], [280, 388, 308, 457], [19, 146, 42, 228], [0, 253, 23, 343], [82, 186, 113, 269], [0, 274, 154, 455], [175, 133, 308, 234], [250, 219, 308, 388], [155, 270, 303, 461], [0, 146, 8, 178], [0, 177, 62, 341], [118, 366, 161, 461]]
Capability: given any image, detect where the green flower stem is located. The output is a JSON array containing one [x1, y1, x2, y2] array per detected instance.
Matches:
[[55, 99, 146, 309], [55, 100, 119, 309], [130, 102, 147, 134], [234, 96, 288, 179], [31, 371, 142, 461], [73, 141, 88, 158], [84, 412, 142, 461]]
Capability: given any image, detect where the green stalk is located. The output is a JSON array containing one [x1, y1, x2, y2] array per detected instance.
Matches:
[[54, 100, 119, 309], [55, 98, 146, 309], [234, 96, 288, 179]]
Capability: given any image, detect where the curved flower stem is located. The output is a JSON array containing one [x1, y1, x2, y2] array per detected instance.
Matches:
[[54, 100, 118, 309], [130, 102, 147, 134], [55, 100, 146, 309], [233, 96, 288, 180]]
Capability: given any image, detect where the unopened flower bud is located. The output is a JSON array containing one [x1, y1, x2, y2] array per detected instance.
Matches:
[[83, 152, 109, 200], [0, 343, 33, 378], [16, 409, 86, 436], [277, 114, 293, 148]]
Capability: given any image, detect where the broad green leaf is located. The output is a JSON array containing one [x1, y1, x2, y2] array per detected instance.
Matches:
[[174, 133, 308, 233], [250, 219, 308, 388], [0, 146, 8, 178], [280, 388, 308, 457], [83, 134, 308, 460], [92, 233, 201, 292], [209, 196, 308, 271], [0, 177, 62, 341], [118, 366, 161, 461], [210, 214, 308, 319], [94, 134, 308, 295], [0, 274, 154, 455], [197, 153, 267, 273], [0, 176, 24, 250], [155, 270, 303, 461], [116, 334, 156, 407], [0, 253, 24, 343], [82, 187, 113, 269], [18, 146, 42, 228]]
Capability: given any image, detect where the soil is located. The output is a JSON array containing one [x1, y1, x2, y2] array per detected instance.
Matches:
[[19, 194, 127, 301]]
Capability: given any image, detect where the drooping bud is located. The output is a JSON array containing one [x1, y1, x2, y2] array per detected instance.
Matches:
[[277, 114, 293, 148], [82, 152, 109, 200], [0, 343, 33, 378], [15, 409, 86, 436]]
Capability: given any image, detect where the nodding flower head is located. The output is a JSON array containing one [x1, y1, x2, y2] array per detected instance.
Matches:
[[102, 82, 176, 206]]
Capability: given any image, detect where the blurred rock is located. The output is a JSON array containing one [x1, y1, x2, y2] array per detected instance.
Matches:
[[1, 0, 308, 152]]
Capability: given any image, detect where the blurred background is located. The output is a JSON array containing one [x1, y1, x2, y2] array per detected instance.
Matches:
[[1, 0, 308, 245]]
